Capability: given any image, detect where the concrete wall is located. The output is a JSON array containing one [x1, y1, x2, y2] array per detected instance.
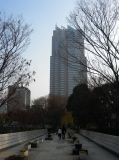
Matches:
[[0, 129, 47, 150], [80, 129, 119, 156]]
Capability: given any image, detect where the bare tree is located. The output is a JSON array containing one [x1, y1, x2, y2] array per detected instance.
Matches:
[[0, 13, 35, 106], [66, 0, 119, 89], [0, 13, 35, 125], [46, 94, 66, 128], [32, 96, 48, 108]]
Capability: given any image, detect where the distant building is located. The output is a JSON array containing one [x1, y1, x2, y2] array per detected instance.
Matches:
[[7, 86, 31, 112], [50, 25, 87, 97]]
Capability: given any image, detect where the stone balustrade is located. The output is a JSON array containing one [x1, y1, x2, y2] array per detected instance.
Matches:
[[0, 129, 47, 150], [80, 129, 119, 156]]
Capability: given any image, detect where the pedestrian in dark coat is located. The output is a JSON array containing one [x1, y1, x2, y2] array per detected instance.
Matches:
[[62, 126, 66, 139]]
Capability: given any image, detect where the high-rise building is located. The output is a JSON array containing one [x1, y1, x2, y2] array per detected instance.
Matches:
[[0, 99, 7, 114], [50, 25, 87, 97], [7, 86, 31, 112]]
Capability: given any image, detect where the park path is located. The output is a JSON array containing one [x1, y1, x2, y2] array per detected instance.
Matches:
[[0, 132, 119, 160]]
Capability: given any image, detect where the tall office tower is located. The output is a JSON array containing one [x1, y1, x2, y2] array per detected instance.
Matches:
[[7, 86, 31, 112], [0, 99, 7, 113], [50, 25, 87, 98]]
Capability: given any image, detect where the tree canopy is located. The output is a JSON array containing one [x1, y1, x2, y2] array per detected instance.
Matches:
[[67, 0, 119, 87], [0, 14, 35, 110]]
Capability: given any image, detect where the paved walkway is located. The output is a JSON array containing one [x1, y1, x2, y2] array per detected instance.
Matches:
[[0, 133, 119, 160]]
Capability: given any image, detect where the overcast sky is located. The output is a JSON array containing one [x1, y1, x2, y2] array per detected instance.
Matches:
[[0, 0, 76, 100]]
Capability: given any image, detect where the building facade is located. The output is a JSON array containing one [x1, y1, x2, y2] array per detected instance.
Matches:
[[7, 86, 31, 112], [0, 99, 7, 114], [50, 25, 87, 97]]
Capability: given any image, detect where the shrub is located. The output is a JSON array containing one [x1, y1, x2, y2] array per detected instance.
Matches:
[[20, 149, 28, 152]]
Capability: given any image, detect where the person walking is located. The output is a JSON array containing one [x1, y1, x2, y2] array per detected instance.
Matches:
[[58, 128, 62, 140], [62, 126, 66, 139]]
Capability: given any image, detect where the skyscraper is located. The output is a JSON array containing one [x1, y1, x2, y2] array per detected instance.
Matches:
[[50, 25, 87, 98], [0, 99, 7, 113]]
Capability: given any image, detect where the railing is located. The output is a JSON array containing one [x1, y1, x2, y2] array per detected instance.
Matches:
[[80, 129, 119, 157], [0, 129, 47, 150]]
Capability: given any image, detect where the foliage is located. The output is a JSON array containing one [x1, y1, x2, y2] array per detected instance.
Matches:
[[61, 112, 73, 125], [66, 82, 119, 135], [32, 96, 48, 108], [34, 139, 39, 142], [1, 93, 66, 133], [46, 94, 66, 128], [66, 84, 91, 127], [31, 96, 48, 128], [29, 142, 37, 144], [62, 0, 119, 117], [20, 149, 28, 152], [24, 142, 31, 146], [7, 154, 26, 158], [90, 82, 119, 130]]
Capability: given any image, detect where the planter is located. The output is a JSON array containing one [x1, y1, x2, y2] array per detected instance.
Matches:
[[75, 143, 82, 150], [48, 134, 52, 138], [72, 149, 79, 155], [74, 141, 78, 145], [5, 155, 27, 160], [74, 140, 79, 144], [29, 142, 37, 148], [69, 135, 71, 138], [68, 132, 72, 138], [20, 149, 28, 156], [24, 143, 31, 150], [45, 137, 53, 140], [34, 140, 39, 143], [72, 137, 77, 140], [45, 133, 53, 140], [79, 149, 88, 155], [39, 138, 43, 142]]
